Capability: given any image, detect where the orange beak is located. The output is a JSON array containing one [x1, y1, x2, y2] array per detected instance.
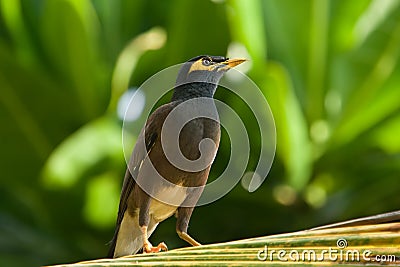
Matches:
[[215, 58, 247, 72], [223, 58, 247, 68]]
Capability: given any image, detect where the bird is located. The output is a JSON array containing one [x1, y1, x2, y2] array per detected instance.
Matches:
[[108, 55, 246, 258]]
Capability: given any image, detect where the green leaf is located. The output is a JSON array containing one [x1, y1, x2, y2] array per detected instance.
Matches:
[[370, 114, 400, 154], [265, 62, 312, 190], [226, 0, 267, 68], [42, 117, 124, 188], [48, 215, 400, 266], [83, 172, 120, 229], [331, 2, 400, 146], [40, 0, 104, 118]]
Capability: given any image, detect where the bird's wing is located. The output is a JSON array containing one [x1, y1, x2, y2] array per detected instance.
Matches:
[[108, 126, 156, 257], [115, 127, 157, 227], [108, 103, 173, 257]]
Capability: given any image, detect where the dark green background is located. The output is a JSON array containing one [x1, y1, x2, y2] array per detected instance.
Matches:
[[1, 0, 399, 266]]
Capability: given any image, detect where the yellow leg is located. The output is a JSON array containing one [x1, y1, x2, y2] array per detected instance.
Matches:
[[177, 231, 201, 246], [141, 226, 168, 253]]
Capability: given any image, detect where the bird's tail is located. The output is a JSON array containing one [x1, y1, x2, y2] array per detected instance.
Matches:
[[108, 211, 144, 258], [107, 225, 119, 258]]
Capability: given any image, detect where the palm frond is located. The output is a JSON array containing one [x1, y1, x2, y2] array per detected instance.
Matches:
[[49, 211, 400, 266]]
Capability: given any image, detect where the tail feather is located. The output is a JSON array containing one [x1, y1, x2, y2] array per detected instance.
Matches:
[[107, 224, 119, 258], [108, 211, 144, 258]]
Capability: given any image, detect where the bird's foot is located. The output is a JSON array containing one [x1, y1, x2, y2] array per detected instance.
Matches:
[[143, 241, 168, 253], [177, 231, 201, 247]]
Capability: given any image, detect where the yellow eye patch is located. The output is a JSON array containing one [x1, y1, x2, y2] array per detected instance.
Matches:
[[188, 58, 213, 73]]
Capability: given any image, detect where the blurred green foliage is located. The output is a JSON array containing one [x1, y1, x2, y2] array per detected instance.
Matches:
[[0, 0, 399, 266]]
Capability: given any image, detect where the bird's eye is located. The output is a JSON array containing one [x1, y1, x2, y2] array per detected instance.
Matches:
[[202, 59, 211, 66]]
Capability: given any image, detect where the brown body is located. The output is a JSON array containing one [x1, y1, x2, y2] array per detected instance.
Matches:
[[109, 102, 220, 257], [108, 55, 244, 258]]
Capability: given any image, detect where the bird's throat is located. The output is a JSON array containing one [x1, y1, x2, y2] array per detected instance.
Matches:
[[171, 82, 217, 102]]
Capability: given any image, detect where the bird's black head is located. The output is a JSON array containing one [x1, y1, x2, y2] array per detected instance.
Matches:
[[172, 55, 246, 101]]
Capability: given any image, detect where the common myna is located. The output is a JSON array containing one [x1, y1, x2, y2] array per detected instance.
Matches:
[[108, 55, 246, 258]]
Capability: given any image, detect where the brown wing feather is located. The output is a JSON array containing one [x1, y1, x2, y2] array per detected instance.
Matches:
[[108, 103, 173, 257], [115, 129, 157, 227], [108, 123, 157, 257]]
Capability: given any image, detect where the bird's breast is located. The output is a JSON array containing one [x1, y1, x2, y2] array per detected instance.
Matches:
[[149, 182, 187, 222], [179, 118, 220, 161], [144, 105, 220, 188]]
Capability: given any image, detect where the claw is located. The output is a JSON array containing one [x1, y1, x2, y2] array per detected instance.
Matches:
[[143, 241, 168, 253]]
